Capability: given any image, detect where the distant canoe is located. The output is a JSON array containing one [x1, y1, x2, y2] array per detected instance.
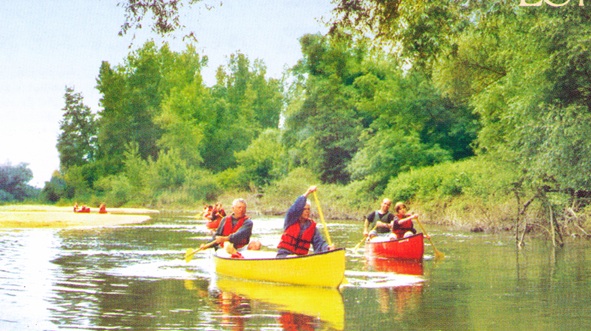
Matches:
[[215, 277, 344, 330], [365, 233, 424, 260], [213, 248, 346, 288]]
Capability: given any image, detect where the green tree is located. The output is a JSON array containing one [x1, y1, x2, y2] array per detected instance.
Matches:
[[283, 33, 366, 184], [234, 128, 287, 188], [201, 53, 283, 172], [56, 87, 97, 171], [41, 170, 67, 202], [427, 6, 591, 197], [95, 41, 169, 175], [155, 45, 211, 166], [0, 162, 37, 201]]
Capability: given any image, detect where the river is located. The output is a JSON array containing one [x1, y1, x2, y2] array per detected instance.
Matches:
[[1, 215, 591, 330]]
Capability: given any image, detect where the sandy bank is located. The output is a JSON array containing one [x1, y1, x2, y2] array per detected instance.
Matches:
[[0, 205, 159, 228]]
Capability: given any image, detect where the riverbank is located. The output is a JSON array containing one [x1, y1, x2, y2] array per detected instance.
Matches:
[[0, 205, 159, 228]]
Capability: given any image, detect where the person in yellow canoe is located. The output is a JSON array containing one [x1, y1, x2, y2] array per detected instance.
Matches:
[[276, 186, 335, 258], [204, 198, 260, 258]]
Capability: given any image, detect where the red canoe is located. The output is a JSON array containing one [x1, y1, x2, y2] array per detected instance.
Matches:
[[365, 233, 424, 260]]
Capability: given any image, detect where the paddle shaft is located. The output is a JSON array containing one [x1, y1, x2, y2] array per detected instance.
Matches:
[[353, 223, 378, 250], [185, 240, 217, 262], [312, 191, 332, 246], [415, 218, 444, 258]]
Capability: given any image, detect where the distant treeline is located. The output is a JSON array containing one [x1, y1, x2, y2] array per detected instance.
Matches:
[[35, 2, 591, 245], [0, 162, 39, 202]]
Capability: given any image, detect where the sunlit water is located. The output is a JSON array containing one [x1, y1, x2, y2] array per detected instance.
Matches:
[[2, 216, 591, 330]]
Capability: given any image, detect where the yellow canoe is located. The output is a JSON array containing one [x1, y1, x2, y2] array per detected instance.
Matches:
[[215, 277, 345, 330], [213, 248, 346, 288]]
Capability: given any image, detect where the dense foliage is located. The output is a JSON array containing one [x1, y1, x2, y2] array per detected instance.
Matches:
[[42, 1, 591, 243]]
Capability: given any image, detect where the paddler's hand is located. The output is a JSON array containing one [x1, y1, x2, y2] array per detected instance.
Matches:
[[214, 236, 228, 245], [303, 185, 317, 197], [327, 244, 335, 251]]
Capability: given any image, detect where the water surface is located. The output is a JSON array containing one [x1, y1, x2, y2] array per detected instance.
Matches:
[[1, 216, 590, 330]]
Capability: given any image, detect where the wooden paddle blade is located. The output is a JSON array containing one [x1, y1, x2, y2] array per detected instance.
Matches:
[[185, 248, 196, 263], [434, 249, 445, 260]]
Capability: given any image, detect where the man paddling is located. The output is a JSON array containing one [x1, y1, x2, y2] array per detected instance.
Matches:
[[363, 198, 395, 239], [276, 186, 334, 258], [204, 198, 260, 258]]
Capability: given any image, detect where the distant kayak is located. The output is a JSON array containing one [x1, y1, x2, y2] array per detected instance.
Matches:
[[365, 233, 424, 260]]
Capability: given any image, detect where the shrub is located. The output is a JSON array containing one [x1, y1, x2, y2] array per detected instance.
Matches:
[[383, 156, 519, 227]]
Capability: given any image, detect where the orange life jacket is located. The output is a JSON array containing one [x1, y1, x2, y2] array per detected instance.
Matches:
[[220, 215, 249, 249], [277, 220, 316, 255]]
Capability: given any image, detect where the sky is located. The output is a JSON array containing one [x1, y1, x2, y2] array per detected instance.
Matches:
[[0, 0, 334, 187]]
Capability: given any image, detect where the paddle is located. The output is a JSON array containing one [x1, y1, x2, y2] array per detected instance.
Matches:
[[184, 240, 217, 263], [352, 223, 378, 251], [312, 191, 332, 246], [415, 217, 445, 259]]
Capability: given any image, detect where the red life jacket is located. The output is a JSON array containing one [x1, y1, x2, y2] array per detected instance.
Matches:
[[220, 215, 249, 249], [277, 220, 316, 255], [392, 214, 414, 238]]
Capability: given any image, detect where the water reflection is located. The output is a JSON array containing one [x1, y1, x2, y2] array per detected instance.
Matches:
[[362, 257, 424, 319], [0, 230, 58, 330], [184, 277, 345, 330], [365, 257, 424, 276], [376, 285, 423, 316]]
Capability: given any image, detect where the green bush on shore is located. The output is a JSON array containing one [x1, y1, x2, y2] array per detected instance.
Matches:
[[383, 157, 519, 229]]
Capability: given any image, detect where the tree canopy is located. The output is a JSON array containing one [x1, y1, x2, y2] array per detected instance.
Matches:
[[46, 1, 591, 241]]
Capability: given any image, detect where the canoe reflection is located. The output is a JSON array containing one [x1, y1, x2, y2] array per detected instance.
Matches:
[[183, 279, 250, 330], [213, 277, 345, 331], [377, 284, 424, 317], [365, 257, 424, 276]]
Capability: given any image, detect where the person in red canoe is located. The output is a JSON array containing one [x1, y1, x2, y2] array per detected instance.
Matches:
[[205, 203, 226, 230], [73, 203, 79, 212], [364, 198, 395, 239], [213, 203, 226, 218], [202, 205, 213, 219], [99, 203, 107, 214], [276, 186, 334, 258], [391, 202, 418, 239], [76, 205, 90, 213]]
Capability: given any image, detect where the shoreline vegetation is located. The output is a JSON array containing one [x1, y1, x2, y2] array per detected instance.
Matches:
[[0, 205, 159, 229], [9, 156, 591, 245]]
